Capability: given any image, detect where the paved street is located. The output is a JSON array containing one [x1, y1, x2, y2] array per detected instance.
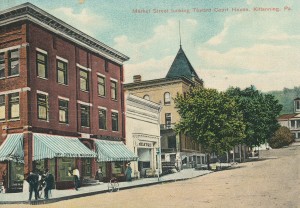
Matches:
[[2, 145, 300, 208]]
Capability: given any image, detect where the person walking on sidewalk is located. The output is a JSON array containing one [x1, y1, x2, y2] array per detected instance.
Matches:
[[26, 170, 39, 201], [44, 169, 55, 199], [72, 167, 80, 190], [125, 163, 132, 182]]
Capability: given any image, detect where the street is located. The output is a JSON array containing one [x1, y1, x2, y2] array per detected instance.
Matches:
[[3, 145, 300, 208]]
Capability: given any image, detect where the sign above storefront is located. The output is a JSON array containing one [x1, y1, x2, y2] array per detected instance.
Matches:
[[137, 141, 153, 148]]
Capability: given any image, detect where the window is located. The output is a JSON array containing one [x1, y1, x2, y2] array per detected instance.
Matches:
[[0, 95, 5, 120], [291, 120, 296, 128], [111, 81, 117, 100], [59, 99, 69, 124], [57, 60, 68, 85], [165, 113, 171, 129], [81, 105, 90, 127], [80, 70, 89, 91], [111, 112, 118, 131], [104, 60, 108, 72], [8, 50, 19, 76], [37, 93, 49, 120], [97, 76, 105, 97], [37, 52, 47, 78], [296, 100, 300, 111], [143, 95, 150, 100], [98, 109, 107, 130], [168, 136, 176, 149], [164, 92, 171, 105], [0, 53, 4, 78], [9, 93, 19, 119]]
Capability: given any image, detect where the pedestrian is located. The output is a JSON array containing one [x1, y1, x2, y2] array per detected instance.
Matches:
[[26, 170, 39, 201], [125, 163, 132, 182], [38, 170, 46, 198], [95, 167, 103, 182], [44, 169, 55, 199], [72, 167, 80, 190]]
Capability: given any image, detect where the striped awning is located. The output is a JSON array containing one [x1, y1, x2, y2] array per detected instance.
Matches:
[[0, 134, 24, 163], [33, 133, 96, 161], [94, 140, 138, 162]]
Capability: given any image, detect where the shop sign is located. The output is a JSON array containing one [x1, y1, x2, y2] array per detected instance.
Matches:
[[138, 141, 152, 148]]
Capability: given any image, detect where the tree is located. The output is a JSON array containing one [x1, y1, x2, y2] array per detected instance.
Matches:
[[268, 126, 295, 148], [226, 86, 282, 148], [174, 86, 246, 166]]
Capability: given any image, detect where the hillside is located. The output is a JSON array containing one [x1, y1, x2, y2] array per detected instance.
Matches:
[[268, 87, 300, 115]]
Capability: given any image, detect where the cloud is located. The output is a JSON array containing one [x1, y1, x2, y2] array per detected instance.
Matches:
[[260, 33, 300, 41], [51, 7, 109, 36]]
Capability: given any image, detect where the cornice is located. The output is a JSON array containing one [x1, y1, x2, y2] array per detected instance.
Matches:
[[0, 3, 129, 64]]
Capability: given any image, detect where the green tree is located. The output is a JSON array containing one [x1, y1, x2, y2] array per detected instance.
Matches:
[[174, 86, 246, 165], [226, 86, 282, 148], [268, 126, 295, 148]]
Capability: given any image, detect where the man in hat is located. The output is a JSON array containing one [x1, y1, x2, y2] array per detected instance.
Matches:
[[26, 170, 39, 201]]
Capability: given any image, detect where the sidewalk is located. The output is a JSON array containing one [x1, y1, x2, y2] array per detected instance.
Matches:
[[0, 169, 212, 205]]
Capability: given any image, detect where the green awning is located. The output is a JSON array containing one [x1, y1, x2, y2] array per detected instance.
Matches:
[[33, 133, 96, 161], [94, 140, 138, 162], [0, 133, 24, 163]]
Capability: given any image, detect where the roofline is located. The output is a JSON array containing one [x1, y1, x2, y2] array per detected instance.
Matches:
[[126, 94, 162, 111], [124, 76, 197, 90], [0, 2, 129, 65]]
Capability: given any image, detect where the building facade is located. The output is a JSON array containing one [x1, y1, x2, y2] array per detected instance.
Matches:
[[0, 3, 136, 191], [125, 94, 161, 178], [125, 46, 206, 171]]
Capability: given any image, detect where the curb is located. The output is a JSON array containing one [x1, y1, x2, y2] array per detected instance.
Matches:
[[0, 171, 212, 205]]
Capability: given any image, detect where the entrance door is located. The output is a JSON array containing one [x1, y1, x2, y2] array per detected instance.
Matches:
[[82, 158, 92, 177]]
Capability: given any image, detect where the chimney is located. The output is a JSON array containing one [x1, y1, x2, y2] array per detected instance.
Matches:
[[133, 75, 142, 83]]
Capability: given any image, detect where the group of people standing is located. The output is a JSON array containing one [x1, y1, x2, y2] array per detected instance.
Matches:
[[26, 169, 54, 201]]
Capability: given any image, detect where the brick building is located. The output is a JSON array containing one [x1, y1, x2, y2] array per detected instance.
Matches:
[[0, 3, 137, 191]]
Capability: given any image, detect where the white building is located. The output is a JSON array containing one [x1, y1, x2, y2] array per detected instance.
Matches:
[[125, 94, 162, 178]]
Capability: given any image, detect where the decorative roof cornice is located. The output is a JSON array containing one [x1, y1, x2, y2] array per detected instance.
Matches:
[[0, 3, 129, 64], [124, 76, 197, 90], [126, 94, 162, 112]]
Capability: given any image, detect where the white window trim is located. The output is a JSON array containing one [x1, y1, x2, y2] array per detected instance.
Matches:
[[110, 77, 118, 82], [37, 90, 48, 96], [111, 109, 119, 113], [58, 96, 69, 101], [76, 63, 91, 72], [36, 48, 48, 55], [97, 72, 105, 77], [98, 106, 107, 110], [0, 87, 30, 95], [0, 44, 28, 53], [56, 56, 68, 63], [77, 100, 92, 106]]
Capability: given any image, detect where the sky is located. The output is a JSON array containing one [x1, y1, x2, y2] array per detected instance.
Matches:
[[0, 0, 299, 92]]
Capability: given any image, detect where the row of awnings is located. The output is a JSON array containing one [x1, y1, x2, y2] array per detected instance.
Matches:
[[0, 133, 138, 163]]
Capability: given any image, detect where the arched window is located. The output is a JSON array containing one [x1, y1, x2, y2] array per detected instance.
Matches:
[[143, 95, 150, 100], [164, 92, 171, 105]]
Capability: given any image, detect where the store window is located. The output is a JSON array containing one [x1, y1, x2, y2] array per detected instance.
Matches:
[[99, 109, 107, 130], [80, 70, 89, 91], [97, 76, 106, 97], [0, 53, 4, 78], [81, 105, 90, 127], [59, 99, 69, 124], [112, 112, 118, 131], [37, 93, 48, 121], [8, 50, 19, 76], [0, 95, 5, 120], [57, 60, 68, 85], [112, 161, 124, 177], [36, 52, 47, 78], [8, 93, 19, 119], [58, 158, 75, 181]]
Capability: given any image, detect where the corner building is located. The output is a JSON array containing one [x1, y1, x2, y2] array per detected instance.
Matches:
[[125, 46, 206, 171], [0, 3, 137, 191]]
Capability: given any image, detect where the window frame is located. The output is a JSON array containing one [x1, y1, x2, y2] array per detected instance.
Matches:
[[37, 93, 49, 121], [110, 80, 117, 101], [111, 111, 119, 132], [59, 99, 69, 124], [164, 92, 171, 105], [80, 105, 90, 127], [165, 113, 172, 129], [8, 92, 20, 120], [97, 75, 106, 97], [0, 94, 5, 121], [36, 51, 48, 79], [0, 53, 5, 79], [143, 95, 150, 100], [98, 108, 107, 130], [8, 49, 19, 77], [57, 60, 68, 85], [79, 69, 89, 92]]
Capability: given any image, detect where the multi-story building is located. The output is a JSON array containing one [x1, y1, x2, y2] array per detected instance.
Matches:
[[125, 94, 161, 178], [124, 46, 206, 170], [278, 98, 300, 142], [0, 3, 137, 191]]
